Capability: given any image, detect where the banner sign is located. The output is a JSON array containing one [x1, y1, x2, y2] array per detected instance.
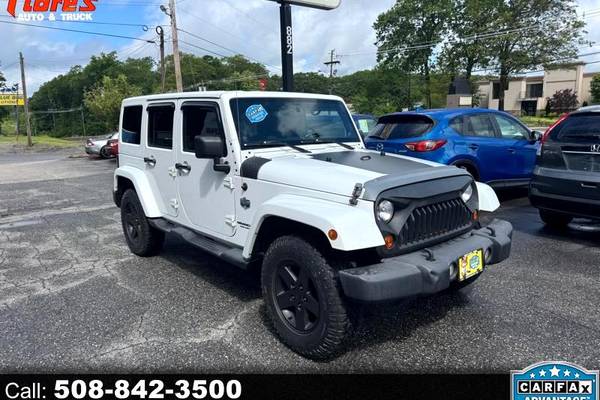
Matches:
[[0, 94, 25, 106]]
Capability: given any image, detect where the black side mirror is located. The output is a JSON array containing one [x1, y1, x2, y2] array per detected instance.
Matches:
[[194, 135, 230, 173], [530, 130, 543, 142]]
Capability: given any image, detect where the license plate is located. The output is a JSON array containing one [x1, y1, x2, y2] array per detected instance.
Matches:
[[458, 249, 484, 281]]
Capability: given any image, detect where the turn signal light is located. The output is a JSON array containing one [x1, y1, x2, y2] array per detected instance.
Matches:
[[384, 234, 395, 249], [328, 229, 338, 241], [405, 140, 447, 152]]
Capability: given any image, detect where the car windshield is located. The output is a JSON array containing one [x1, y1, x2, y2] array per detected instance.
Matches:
[[230, 97, 361, 149]]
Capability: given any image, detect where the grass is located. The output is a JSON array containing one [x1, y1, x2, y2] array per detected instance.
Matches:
[[0, 134, 81, 149], [519, 115, 560, 127]]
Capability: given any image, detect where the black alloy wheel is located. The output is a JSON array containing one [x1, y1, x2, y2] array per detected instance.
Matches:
[[273, 261, 321, 333]]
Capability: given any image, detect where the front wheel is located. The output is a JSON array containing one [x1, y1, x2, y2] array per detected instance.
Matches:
[[120, 189, 165, 257], [261, 236, 351, 360], [539, 209, 573, 229]]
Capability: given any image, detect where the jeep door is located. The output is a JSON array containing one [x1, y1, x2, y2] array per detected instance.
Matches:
[[176, 101, 236, 237], [144, 103, 179, 218]]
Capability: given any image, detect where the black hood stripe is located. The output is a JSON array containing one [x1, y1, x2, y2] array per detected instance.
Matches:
[[241, 157, 271, 179], [310, 150, 433, 175]]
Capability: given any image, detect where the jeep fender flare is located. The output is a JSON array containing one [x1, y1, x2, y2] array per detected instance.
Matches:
[[243, 194, 384, 259], [114, 166, 162, 218], [476, 182, 500, 212]]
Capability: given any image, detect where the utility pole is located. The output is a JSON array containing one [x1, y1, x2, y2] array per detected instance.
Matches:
[[14, 83, 19, 137], [162, 0, 183, 92], [19, 52, 32, 147], [156, 26, 166, 92], [324, 49, 340, 94]]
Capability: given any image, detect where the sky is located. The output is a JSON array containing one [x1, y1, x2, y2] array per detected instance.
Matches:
[[0, 0, 600, 94]]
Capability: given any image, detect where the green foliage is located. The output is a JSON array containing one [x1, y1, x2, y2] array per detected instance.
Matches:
[[84, 75, 142, 132], [374, 0, 452, 108], [0, 69, 8, 126], [590, 75, 600, 104]]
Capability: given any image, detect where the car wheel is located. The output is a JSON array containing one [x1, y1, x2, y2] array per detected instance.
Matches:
[[100, 146, 112, 159], [120, 189, 165, 257], [262, 235, 351, 360], [539, 209, 573, 229]]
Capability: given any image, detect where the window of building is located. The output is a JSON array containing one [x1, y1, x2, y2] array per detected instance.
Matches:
[[147, 104, 174, 149], [492, 82, 501, 100], [121, 106, 143, 145], [181, 104, 225, 154], [526, 83, 543, 98]]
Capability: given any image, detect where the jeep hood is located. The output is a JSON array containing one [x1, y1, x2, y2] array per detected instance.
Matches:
[[240, 150, 470, 200]]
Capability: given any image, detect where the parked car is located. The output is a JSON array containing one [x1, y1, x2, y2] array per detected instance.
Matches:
[[364, 109, 543, 187], [529, 108, 600, 227], [352, 113, 377, 138], [85, 132, 118, 158], [113, 91, 513, 359]]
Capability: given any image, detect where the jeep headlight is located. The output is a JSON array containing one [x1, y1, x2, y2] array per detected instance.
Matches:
[[377, 200, 394, 223], [461, 184, 474, 203]]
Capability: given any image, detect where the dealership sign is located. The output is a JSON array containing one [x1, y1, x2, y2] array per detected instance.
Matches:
[[273, 0, 341, 10], [7, 0, 97, 19], [0, 94, 25, 106]]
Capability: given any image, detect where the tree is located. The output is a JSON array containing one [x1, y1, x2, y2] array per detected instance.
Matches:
[[438, 0, 498, 80], [590, 74, 600, 104], [84, 75, 141, 131], [374, 0, 452, 108], [485, 0, 586, 111], [546, 89, 579, 114]]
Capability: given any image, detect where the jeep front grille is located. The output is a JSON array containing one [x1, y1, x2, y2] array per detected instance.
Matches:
[[397, 198, 472, 248]]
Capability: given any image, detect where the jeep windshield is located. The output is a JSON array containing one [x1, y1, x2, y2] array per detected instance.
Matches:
[[230, 97, 361, 150]]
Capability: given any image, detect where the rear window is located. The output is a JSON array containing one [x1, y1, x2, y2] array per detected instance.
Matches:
[[368, 115, 434, 140], [551, 113, 600, 142]]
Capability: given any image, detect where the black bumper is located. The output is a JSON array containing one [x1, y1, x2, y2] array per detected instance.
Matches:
[[338, 219, 513, 302]]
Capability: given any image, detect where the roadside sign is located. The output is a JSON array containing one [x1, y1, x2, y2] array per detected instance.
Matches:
[[0, 94, 24, 106], [268, 0, 341, 10]]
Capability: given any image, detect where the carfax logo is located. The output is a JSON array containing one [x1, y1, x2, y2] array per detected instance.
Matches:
[[7, 0, 97, 21], [512, 361, 598, 400]]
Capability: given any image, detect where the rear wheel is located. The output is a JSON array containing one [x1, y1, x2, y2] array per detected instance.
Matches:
[[100, 145, 112, 159], [261, 236, 351, 360], [120, 189, 164, 256], [539, 209, 573, 229]]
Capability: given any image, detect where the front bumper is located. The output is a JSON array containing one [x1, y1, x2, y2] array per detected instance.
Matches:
[[338, 219, 513, 302]]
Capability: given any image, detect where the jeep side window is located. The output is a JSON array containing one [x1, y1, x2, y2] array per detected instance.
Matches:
[[182, 105, 225, 154], [122, 106, 142, 145], [147, 104, 175, 149]]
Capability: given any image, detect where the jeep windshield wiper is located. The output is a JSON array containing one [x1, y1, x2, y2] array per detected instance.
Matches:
[[317, 141, 355, 150], [252, 142, 312, 154]]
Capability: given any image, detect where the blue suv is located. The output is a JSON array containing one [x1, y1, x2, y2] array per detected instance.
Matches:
[[364, 109, 542, 187]]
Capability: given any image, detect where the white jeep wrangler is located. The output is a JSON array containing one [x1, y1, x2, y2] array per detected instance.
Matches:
[[113, 91, 513, 359]]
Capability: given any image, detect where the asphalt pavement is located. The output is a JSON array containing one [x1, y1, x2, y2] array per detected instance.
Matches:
[[0, 151, 599, 373]]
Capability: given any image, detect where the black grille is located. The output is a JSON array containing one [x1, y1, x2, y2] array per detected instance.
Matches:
[[398, 198, 472, 248]]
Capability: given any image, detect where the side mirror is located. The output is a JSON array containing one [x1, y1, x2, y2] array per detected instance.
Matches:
[[530, 130, 543, 142], [194, 135, 230, 173]]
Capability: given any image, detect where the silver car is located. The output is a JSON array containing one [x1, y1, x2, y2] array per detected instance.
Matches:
[[85, 133, 118, 158]]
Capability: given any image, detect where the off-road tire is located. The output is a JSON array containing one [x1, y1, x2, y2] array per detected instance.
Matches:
[[120, 189, 164, 257], [100, 145, 112, 159], [539, 209, 573, 229], [262, 235, 351, 360]]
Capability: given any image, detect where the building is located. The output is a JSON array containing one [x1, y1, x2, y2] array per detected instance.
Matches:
[[476, 64, 598, 115]]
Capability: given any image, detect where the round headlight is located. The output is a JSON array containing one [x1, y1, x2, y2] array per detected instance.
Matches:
[[377, 200, 394, 223], [461, 184, 474, 203]]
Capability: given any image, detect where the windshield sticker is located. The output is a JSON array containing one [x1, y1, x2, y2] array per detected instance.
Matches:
[[245, 104, 268, 124]]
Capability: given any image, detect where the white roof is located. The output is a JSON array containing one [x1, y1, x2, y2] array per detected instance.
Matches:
[[122, 90, 343, 105]]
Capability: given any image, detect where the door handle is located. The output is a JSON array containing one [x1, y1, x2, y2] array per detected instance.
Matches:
[[143, 156, 156, 166], [175, 162, 192, 173], [468, 144, 479, 150]]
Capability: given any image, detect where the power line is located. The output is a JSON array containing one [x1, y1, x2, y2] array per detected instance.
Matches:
[[0, 20, 155, 43]]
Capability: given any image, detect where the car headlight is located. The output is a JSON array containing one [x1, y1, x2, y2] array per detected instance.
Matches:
[[461, 184, 474, 203], [377, 200, 394, 223]]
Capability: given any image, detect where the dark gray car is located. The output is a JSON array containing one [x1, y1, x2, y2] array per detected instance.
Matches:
[[529, 107, 600, 226]]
